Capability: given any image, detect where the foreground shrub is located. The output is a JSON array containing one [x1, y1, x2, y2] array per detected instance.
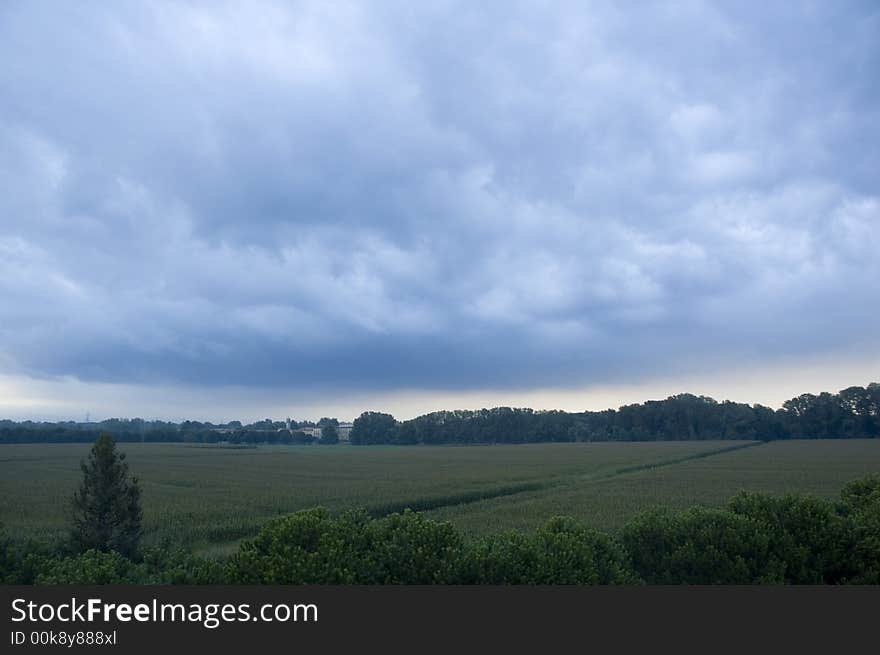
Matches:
[[227, 508, 359, 583], [0, 523, 18, 583], [0, 529, 59, 584], [361, 510, 464, 583], [839, 475, 880, 513], [462, 516, 637, 584], [28, 546, 226, 584], [139, 547, 228, 584], [835, 476, 880, 584], [622, 507, 785, 584], [35, 550, 147, 584], [724, 481, 880, 584], [227, 508, 463, 584], [727, 492, 845, 583]]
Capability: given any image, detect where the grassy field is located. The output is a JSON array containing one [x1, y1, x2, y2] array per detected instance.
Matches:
[[1, 440, 878, 551]]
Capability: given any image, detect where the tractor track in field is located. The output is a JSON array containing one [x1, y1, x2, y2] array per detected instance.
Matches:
[[366, 440, 766, 518]]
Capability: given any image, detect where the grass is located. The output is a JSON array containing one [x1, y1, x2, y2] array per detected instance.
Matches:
[[1, 439, 877, 551]]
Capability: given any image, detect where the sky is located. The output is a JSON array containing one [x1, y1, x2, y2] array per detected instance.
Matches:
[[0, 1, 878, 423]]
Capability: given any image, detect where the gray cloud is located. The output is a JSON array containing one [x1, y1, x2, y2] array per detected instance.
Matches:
[[1, 1, 878, 396]]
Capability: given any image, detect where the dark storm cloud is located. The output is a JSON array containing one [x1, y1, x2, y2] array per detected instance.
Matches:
[[1, 0, 878, 392]]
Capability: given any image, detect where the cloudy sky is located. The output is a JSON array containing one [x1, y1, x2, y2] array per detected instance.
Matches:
[[1, 1, 878, 422]]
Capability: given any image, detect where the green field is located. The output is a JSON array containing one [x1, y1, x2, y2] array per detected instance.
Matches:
[[426, 439, 880, 535], [1, 440, 878, 551]]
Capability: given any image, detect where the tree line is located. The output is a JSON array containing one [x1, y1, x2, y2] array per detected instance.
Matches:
[[1, 383, 877, 445], [350, 383, 880, 445], [0, 417, 335, 445]]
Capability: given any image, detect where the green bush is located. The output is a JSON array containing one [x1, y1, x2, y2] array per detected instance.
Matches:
[[24, 546, 225, 585], [139, 547, 228, 584], [227, 508, 463, 584], [0, 527, 59, 584], [727, 492, 845, 583], [462, 516, 637, 584], [227, 508, 371, 583], [835, 476, 880, 584], [360, 510, 464, 583], [622, 507, 785, 584], [0, 523, 18, 583], [35, 550, 148, 584], [839, 475, 880, 514]]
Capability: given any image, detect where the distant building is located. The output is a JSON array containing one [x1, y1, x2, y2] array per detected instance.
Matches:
[[301, 426, 322, 439], [298, 422, 353, 441]]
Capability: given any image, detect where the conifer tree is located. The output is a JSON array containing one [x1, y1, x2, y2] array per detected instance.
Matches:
[[71, 433, 142, 557]]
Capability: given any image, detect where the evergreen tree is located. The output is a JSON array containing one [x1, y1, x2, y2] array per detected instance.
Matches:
[[70, 433, 142, 557]]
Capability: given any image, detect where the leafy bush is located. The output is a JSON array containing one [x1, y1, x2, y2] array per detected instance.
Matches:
[[622, 507, 785, 584], [839, 475, 880, 514], [227, 508, 463, 584], [0, 527, 59, 584], [360, 510, 464, 583], [21, 546, 225, 585], [0, 523, 18, 583], [227, 508, 369, 583], [727, 492, 845, 583], [835, 476, 880, 583], [462, 516, 637, 584], [139, 547, 228, 584], [35, 550, 148, 584]]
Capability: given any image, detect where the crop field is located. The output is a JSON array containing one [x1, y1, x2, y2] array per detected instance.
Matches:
[[1, 439, 878, 551], [427, 439, 880, 535]]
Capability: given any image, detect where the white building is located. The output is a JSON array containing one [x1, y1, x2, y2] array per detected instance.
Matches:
[[293, 421, 354, 442]]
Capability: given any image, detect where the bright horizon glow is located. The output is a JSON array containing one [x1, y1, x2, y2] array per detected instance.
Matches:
[[2, 352, 877, 424]]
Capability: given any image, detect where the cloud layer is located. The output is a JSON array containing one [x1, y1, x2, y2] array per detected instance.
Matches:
[[1, 1, 878, 397]]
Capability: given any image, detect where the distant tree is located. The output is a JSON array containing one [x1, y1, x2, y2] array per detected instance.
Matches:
[[288, 430, 309, 444], [350, 412, 398, 445], [319, 418, 339, 444], [70, 433, 143, 557]]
